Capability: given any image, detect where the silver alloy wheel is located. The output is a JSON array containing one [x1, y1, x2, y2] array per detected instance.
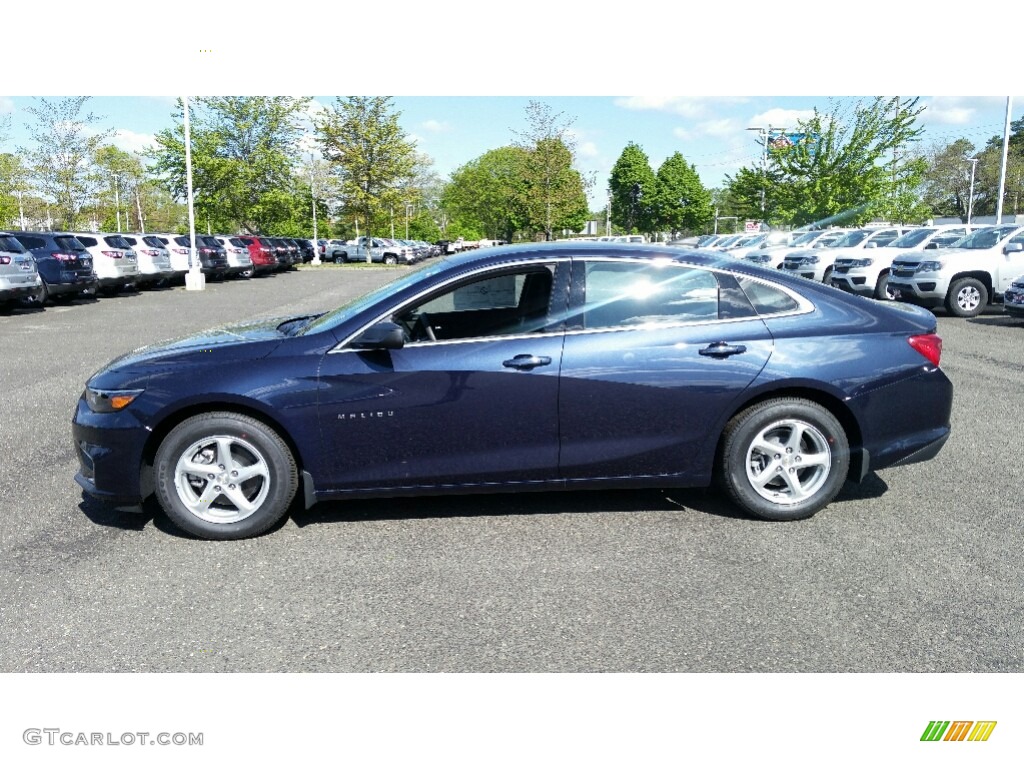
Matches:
[[172, 434, 271, 524], [956, 284, 981, 311], [745, 419, 832, 505]]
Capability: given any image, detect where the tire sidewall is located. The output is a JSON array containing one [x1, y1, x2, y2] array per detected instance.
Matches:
[[946, 278, 987, 318], [154, 413, 298, 539], [721, 399, 849, 521]]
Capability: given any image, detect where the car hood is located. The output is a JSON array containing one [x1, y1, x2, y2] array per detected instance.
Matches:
[[95, 315, 304, 373]]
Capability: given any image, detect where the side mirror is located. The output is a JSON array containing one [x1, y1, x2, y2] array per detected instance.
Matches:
[[864, 242, 878, 249], [925, 242, 938, 249], [350, 321, 405, 350], [1003, 243, 1024, 254]]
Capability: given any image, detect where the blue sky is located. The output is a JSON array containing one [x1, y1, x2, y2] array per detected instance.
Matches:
[[2, 95, 1020, 210]]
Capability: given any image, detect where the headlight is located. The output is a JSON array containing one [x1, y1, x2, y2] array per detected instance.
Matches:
[[747, 254, 770, 263], [85, 387, 144, 413], [805, 254, 819, 264], [918, 261, 943, 273], [850, 258, 873, 268]]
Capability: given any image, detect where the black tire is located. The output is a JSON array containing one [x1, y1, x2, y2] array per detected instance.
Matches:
[[37, 278, 50, 305], [945, 277, 987, 318], [718, 398, 849, 521], [821, 266, 833, 285], [384, 254, 398, 266], [154, 412, 299, 540], [873, 272, 894, 301]]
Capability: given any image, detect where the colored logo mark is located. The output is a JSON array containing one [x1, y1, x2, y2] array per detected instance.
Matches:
[[921, 721, 997, 742]]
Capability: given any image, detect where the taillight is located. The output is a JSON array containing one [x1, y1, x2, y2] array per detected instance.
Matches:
[[172, 248, 189, 255], [51, 252, 76, 261], [0, 256, 10, 265], [909, 334, 942, 366], [100, 250, 123, 259], [140, 249, 158, 256]]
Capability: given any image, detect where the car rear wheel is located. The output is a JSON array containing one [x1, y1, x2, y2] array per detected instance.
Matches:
[[154, 412, 298, 540], [945, 277, 987, 318], [718, 398, 849, 521], [384, 254, 398, 265]]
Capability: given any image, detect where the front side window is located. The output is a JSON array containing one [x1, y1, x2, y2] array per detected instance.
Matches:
[[578, 261, 720, 329], [394, 265, 557, 342], [832, 231, 870, 248], [889, 229, 935, 248]]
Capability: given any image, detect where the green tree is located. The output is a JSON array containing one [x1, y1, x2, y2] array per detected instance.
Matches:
[[513, 101, 589, 239], [151, 96, 311, 234], [442, 146, 530, 242], [0, 152, 32, 229], [609, 142, 657, 233], [20, 97, 114, 229], [650, 152, 713, 237], [316, 97, 417, 259], [728, 97, 929, 227]]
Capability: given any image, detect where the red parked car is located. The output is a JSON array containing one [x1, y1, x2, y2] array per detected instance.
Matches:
[[235, 236, 278, 275]]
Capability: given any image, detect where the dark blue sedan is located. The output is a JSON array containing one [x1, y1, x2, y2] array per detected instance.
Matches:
[[72, 243, 953, 539]]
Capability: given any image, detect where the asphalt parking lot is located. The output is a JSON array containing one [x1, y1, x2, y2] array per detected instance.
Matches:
[[1, 265, 1023, 673]]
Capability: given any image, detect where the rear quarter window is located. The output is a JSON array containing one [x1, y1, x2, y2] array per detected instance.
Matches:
[[16, 236, 47, 250], [736, 276, 801, 315]]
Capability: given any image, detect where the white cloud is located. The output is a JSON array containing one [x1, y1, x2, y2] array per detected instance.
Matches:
[[748, 108, 816, 129], [421, 119, 450, 133], [110, 129, 156, 154], [696, 118, 741, 138], [577, 140, 599, 158], [0, 97, 14, 114], [614, 96, 749, 118]]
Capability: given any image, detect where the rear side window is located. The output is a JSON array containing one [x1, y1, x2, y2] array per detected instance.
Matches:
[[77, 236, 98, 247], [736, 276, 801, 315], [122, 237, 138, 246], [15, 235, 47, 250], [104, 236, 131, 249], [230, 238, 247, 247], [199, 236, 221, 247], [0, 235, 27, 253], [54, 236, 86, 251], [143, 236, 166, 248], [580, 261, 720, 329], [174, 236, 190, 246]]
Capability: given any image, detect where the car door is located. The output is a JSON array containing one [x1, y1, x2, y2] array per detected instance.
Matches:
[[997, 230, 1024, 293], [314, 261, 570, 492], [558, 257, 773, 481]]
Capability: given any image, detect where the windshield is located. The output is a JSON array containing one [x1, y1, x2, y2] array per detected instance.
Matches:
[[888, 228, 936, 248], [300, 260, 451, 336], [831, 230, 870, 248], [954, 225, 1020, 249], [789, 232, 820, 246]]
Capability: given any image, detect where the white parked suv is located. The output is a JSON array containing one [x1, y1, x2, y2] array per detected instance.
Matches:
[[213, 236, 254, 278], [831, 224, 976, 300], [70, 232, 140, 293], [888, 224, 1024, 317], [746, 229, 848, 270], [121, 234, 176, 286], [781, 226, 908, 283], [0, 232, 42, 307]]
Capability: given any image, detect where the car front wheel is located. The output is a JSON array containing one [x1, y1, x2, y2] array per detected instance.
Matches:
[[945, 277, 987, 318], [154, 412, 298, 539], [718, 398, 849, 521]]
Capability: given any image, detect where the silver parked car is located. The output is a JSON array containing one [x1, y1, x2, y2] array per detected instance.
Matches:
[[0, 232, 43, 307]]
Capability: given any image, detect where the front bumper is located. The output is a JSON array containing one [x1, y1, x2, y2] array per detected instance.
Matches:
[[887, 276, 946, 307], [72, 397, 150, 505]]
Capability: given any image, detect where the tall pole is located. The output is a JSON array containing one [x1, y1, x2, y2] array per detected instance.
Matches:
[[996, 96, 1013, 225], [16, 190, 25, 230], [112, 177, 121, 232], [605, 189, 611, 236], [966, 158, 978, 225], [135, 187, 145, 234], [183, 96, 205, 290]]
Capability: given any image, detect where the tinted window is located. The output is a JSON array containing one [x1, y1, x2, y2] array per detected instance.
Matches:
[[736, 276, 801, 315], [143, 236, 166, 248], [122, 237, 138, 246], [581, 262, 719, 329], [104, 235, 131, 249], [14, 235, 46, 250], [174, 236, 190, 246], [0, 235, 26, 253], [889, 229, 935, 248], [77, 236, 98, 247], [230, 238, 247, 247], [199, 236, 221, 247], [54, 236, 86, 251], [832, 231, 870, 248], [957, 226, 1019, 249]]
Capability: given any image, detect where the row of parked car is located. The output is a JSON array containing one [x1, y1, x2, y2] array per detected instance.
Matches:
[[676, 223, 1024, 319], [0, 232, 320, 308], [316, 237, 448, 265]]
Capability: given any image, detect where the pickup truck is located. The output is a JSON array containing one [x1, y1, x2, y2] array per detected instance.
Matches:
[[330, 237, 416, 265], [889, 224, 1024, 317]]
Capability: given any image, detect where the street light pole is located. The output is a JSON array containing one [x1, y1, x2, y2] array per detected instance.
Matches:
[[183, 95, 205, 291], [996, 96, 1013, 225], [966, 157, 979, 225], [112, 176, 121, 233]]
